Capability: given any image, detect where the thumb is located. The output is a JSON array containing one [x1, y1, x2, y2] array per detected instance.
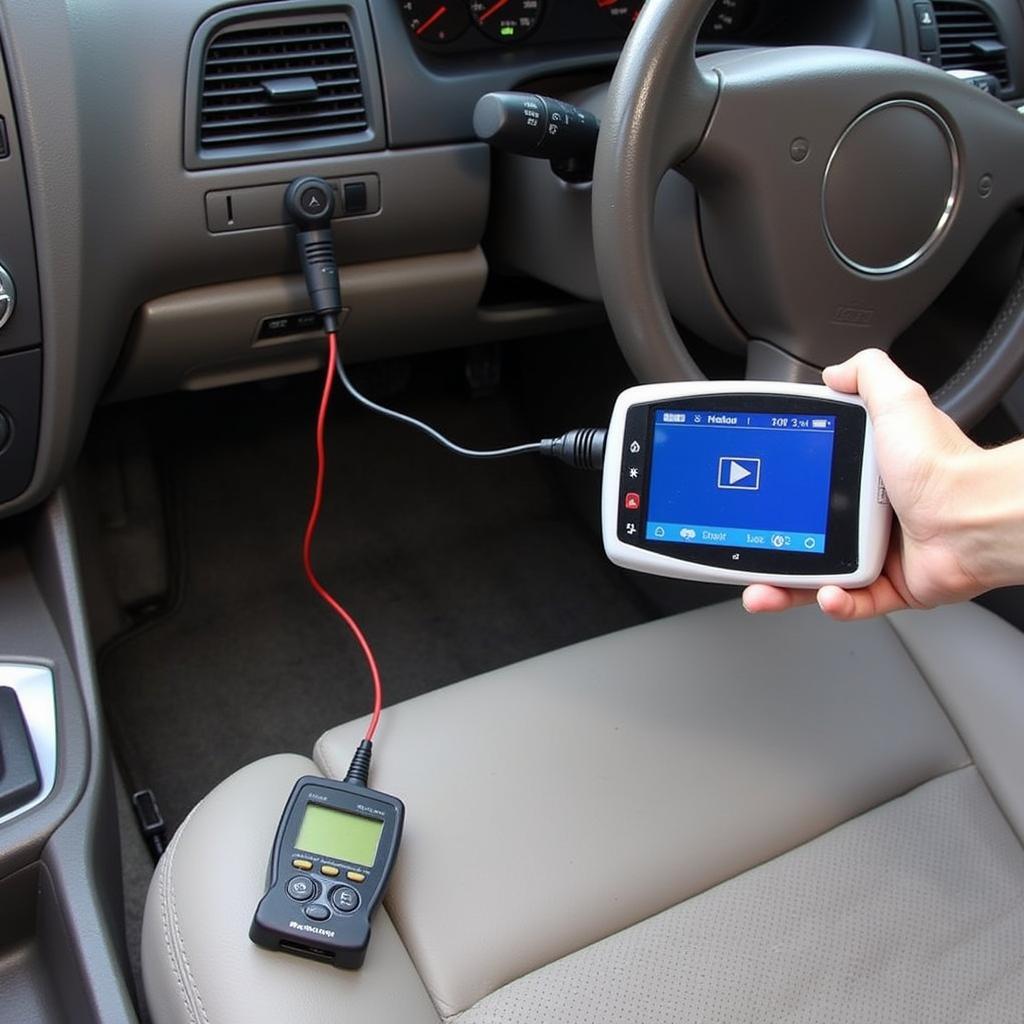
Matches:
[[822, 349, 931, 425]]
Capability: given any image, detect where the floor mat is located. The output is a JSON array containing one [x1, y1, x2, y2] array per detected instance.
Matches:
[[100, 365, 670, 835]]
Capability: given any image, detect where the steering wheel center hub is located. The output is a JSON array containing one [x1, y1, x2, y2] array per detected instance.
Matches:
[[822, 100, 958, 275]]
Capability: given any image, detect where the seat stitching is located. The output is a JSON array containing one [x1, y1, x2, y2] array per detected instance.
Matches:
[[163, 805, 211, 1024], [169, 807, 212, 1024], [171, 879, 212, 1024], [159, 825, 198, 1024]]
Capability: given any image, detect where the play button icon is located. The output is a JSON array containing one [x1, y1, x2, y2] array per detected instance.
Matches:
[[729, 461, 751, 485], [718, 456, 761, 491]]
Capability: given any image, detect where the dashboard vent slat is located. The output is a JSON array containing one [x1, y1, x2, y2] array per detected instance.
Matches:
[[209, 29, 354, 51], [204, 45, 356, 70], [202, 74, 362, 101], [204, 119, 369, 146], [933, 0, 1011, 89], [198, 16, 369, 153], [202, 92, 364, 115], [203, 61, 360, 86], [204, 106, 368, 134]]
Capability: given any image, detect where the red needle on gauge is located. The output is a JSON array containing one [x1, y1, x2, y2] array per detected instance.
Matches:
[[415, 4, 447, 35], [477, 0, 510, 23]]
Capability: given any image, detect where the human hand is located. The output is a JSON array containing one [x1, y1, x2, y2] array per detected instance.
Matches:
[[743, 349, 1023, 620]]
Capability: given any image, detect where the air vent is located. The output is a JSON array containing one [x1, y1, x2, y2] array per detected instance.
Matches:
[[933, 0, 1010, 89], [198, 14, 370, 158]]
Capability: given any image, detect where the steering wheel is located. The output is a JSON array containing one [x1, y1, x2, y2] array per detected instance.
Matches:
[[592, 0, 1024, 428]]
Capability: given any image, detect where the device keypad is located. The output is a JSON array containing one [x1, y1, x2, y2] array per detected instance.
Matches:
[[618, 405, 650, 545], [286, 853, 371, 920]]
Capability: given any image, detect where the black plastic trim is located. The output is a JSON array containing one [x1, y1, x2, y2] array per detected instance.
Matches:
[[0, 29, 43, 359], [0, 348, 41, 505]]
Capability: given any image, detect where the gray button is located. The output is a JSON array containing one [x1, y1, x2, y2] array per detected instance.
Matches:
[[303, 903, 331, 921], [342, 181, 367, 215], [286, 875, 317, 902], [330, 885, 360, 913]]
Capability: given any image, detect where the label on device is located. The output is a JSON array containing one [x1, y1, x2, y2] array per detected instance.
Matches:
[[603, 383, 891, 588]]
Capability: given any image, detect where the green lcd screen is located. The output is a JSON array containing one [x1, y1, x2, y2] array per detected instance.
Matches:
[[294, 803, 383, 867]]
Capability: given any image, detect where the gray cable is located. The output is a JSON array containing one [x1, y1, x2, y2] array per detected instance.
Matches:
[[334, 351, 546, 459]]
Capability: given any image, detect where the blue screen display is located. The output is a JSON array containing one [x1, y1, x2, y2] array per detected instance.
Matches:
[[645, 410, 836, 555]]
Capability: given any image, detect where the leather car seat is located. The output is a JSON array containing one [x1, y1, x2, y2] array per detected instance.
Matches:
[[141, 600, 1024, 1023]]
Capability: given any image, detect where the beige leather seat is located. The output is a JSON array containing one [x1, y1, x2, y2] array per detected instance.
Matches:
[[141, 600, 1024, 1023]]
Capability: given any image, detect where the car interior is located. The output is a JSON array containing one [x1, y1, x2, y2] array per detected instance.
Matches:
[[2, 0, 1024, 1020]]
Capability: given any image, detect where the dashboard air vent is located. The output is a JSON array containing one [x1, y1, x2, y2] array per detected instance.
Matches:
[[933, 0, 1010, 89], [199, 16, 368, 154]]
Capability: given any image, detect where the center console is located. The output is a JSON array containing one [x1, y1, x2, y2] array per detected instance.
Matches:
[[0, 497, 137, 1024]]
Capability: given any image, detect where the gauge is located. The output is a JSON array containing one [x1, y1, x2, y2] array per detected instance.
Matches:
[[704, 0, 757, 39], [469, 0, 544, 43], [401, 0, 470, 44], [594, 0, 643, 25]]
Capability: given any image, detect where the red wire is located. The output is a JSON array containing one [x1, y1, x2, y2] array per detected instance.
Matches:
[[302, 330, 383, 742]]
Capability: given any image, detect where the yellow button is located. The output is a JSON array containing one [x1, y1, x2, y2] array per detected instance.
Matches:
[[292, 858, 313, 871], [320, 865, 340, 877], [346, 871, 366, 883]]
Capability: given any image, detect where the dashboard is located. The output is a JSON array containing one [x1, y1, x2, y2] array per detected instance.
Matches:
[[0, 0, 1023, 522]]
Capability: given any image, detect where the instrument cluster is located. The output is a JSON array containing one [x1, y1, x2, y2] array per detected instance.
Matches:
[[400, 0, 760, 51]]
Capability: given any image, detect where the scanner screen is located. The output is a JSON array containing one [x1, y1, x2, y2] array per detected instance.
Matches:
[[295, 803, 383, 867], [646, 409, 837, 555]]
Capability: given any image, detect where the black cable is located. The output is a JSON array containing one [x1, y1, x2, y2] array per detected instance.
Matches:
[[331, 340, 607, 470], [334, 349, 544, 459]]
